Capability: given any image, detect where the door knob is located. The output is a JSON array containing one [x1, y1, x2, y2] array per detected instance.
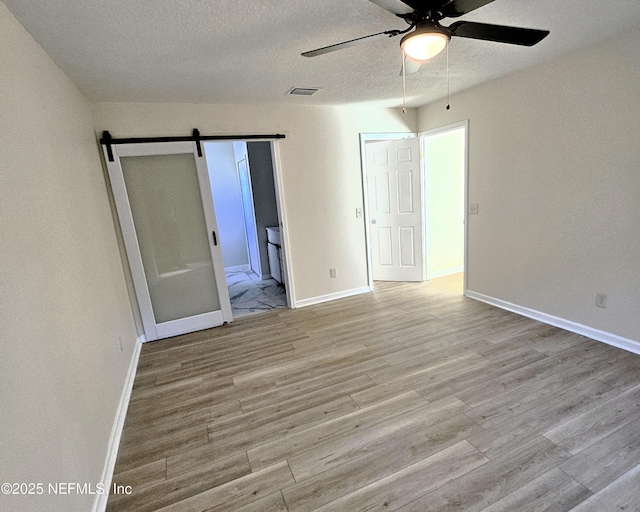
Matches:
[[371, 219, 377, 224]]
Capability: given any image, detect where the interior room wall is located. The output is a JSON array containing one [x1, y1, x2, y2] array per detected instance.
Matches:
[[205, 142, 249, 269], [424, 127, 465, 279], [0, 4, 139, 512], [247, 141, 279, 278], [418, 25, 640, 342], [92, 103, 417, 304]]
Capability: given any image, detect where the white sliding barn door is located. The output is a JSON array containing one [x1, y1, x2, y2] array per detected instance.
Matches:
[[366, 138, 424, 282], [104, 141, 232, 341]]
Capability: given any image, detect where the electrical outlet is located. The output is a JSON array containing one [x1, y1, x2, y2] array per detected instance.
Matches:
[[595, 293, 607, 308], [330, 268, 337, 278], [469, 203, 479, 215]]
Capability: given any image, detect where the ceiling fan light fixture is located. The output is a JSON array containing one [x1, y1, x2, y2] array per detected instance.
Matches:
[[400, 25, 450, 61]]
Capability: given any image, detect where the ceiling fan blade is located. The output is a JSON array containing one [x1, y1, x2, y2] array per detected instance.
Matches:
[[369, 0, 495, 18], [440, 0, 496, 18], [302, 30, 400, 57], [395, 0, 441, 11], [449, 21, 550, 46], [368, 0, 414, 15], [400, 56, 422, 75]]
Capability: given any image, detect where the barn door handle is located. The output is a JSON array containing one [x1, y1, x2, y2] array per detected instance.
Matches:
[[212, 231, 218, 246]]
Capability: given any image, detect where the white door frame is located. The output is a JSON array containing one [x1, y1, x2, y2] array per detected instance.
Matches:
[[419, 120, 469, 295], [267, 141, 294, 308], [360, 132, 416, 289]]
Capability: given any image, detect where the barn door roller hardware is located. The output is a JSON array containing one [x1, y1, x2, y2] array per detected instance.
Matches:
[[100, 129, 286, 162]]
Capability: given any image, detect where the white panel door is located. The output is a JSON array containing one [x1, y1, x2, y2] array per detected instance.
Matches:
[[366, 138, 424, 281], [104, 141, 232, 341]]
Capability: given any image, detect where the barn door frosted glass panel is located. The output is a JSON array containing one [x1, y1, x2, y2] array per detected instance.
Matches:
[[121, 153, 220, 323]]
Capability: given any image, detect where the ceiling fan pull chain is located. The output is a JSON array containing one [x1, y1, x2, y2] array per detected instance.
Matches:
[[402, 51, 407, 114], [446, 43, 451, 111]]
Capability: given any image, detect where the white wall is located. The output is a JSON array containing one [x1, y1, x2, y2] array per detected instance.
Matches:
[[418, 25, 640, 342], [0, 4, 139, 512], [205, 142, 249, 269], [92, 103, 417, 303], [424, 127, 465, 279]]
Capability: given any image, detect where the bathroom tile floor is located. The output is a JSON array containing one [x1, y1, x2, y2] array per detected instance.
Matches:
[[225, 269, 287, 318]]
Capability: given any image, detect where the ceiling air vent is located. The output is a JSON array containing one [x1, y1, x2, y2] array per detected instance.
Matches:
[[288, 87, 321, 96]]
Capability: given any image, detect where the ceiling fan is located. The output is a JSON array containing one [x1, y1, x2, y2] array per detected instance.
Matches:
[[302, 0, 549, 71]]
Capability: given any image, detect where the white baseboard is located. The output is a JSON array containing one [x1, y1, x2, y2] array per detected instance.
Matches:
[[294, 286, 371, 308], [224, 264, 251, 273], [465, 290, 640, 355], [92, 336, 143, 512], [428, 266, 464, 280]]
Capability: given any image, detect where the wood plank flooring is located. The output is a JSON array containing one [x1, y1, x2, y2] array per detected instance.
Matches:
[[106, 275, 640, 511]]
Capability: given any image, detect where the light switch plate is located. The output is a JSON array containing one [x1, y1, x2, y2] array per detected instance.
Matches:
[[469, 203, 479, 215]]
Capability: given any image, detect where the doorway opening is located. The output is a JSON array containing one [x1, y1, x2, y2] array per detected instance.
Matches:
[[361, 121, 468, 294], [204, 141, 288, 317]]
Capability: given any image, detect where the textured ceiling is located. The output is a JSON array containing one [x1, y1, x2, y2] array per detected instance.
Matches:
[[4, 0, 640, 108]]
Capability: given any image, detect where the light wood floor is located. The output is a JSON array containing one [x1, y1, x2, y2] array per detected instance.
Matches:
[[107, 275, 640, 511]]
